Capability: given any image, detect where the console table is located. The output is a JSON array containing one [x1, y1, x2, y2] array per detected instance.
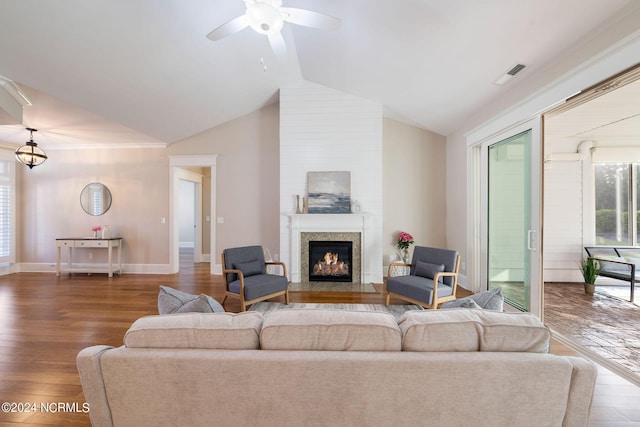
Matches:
[[56, 237, 123, 277]]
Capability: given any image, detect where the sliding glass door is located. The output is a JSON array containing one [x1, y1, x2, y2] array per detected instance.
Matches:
[[482, 119, 542, 316]]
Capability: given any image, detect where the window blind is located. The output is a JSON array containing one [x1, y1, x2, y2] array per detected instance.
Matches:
[[0, 158, 14, 263]]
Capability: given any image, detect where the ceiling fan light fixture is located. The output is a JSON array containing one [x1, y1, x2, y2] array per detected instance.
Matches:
[[15, 127, 47, 169], [246, 2, 284, 35]]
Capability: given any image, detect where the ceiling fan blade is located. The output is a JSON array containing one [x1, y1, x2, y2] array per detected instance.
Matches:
[[206, 15, 249, 41], [268, 32, 288, 59], [279, 7, 340, 30]]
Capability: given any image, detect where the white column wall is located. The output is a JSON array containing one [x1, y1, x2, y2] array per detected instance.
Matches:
[[279, 81, 383, 283]]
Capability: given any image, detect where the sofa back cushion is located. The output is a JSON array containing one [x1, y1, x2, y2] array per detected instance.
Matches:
[[261, 309, 402, 351], [124, 312, 263, 350], [399, 309, 550, 352]]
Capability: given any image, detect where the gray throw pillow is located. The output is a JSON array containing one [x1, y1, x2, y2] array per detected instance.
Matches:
[[459, 299, 482, 309], [233, 259, 265, 277], [440, 288, 503, 311], [158, 285, 224, 314], [414, 261, 445, 281], [469, 287, 504, 311], [441, 297, 481, 309]]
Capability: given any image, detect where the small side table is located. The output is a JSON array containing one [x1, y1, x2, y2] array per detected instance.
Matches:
[[56, 237, 123, 277]]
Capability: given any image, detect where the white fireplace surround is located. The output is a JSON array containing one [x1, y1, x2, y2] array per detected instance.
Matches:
[[289, 214, 374, 283]]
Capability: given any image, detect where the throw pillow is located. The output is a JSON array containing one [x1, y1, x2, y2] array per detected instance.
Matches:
[[459, 299, 482, 309], [414, 261, 445, 281], [440, 288, 503, 311], [233, 259, 265, 277], [470, 287, 504, 311], [441, 297, 481, 309], [158, 285, 224, 314]]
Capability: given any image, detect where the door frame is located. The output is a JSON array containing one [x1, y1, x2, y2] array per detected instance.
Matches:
[[469, 117, 543, 318], [169, 155, 217, 275]]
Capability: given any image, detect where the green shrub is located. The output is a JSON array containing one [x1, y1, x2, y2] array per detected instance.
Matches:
[[595, 210, 640, 234], [595, 209, 617, 233]]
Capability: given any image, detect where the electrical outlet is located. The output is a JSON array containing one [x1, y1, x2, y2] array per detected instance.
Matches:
[[274, 254, 279, 261], [88, 252, 93, 260]]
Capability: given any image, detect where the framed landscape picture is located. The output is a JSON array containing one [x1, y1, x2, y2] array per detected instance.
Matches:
[[307, 171, 351, 214]]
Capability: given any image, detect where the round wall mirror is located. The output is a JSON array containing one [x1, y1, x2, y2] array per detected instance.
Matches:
[[80, 183, 112, 216]]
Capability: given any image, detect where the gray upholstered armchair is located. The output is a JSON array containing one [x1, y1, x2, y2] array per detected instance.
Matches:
[[221, 245, 289, 311], [385, 246, 460, 309]]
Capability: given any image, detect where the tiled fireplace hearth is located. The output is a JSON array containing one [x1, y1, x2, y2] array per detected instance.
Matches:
[[302, 233, 360, 283], [289, 214, 373, 283]]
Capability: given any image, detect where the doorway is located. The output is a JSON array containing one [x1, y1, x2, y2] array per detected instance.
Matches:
[[177, 173, 202, 268], [474, 118, 543, 317], [169, 155, 217, 275], [487, 130, 533, 311]]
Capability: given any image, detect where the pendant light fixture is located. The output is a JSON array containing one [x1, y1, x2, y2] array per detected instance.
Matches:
[[15, 127, 47, 169]]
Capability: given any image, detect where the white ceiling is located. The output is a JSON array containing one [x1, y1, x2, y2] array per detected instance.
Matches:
[[546, 78, 640, 145], [0, 0, 637, 149]]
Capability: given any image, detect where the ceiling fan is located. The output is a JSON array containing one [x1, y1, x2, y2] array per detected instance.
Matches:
[[206, 0, 340, 58]]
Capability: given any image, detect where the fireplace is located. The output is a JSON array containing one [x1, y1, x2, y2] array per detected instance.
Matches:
[[308, 241, 353, 282], [297, 230, 363, 284]]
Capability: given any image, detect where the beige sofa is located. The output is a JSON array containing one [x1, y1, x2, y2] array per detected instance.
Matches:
[[77, 308, 597, 427]]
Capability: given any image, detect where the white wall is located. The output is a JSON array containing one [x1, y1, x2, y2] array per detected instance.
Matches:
[[446, 9, 640, 289], [178, 179, 195, 247], [543, 136, 584, 282], [279, 81, 384, 282]]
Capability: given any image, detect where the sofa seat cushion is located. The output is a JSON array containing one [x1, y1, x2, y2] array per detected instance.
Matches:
[[399, 309, 550, 353], [124, 312, 263, 350], [158, 285, 224, 314], [261, 309, 402, 351], [228, 274, 287, 301]]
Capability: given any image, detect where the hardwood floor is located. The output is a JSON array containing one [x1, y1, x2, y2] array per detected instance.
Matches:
[[0, 262, 637, 425], [0, 263, 427, 426]]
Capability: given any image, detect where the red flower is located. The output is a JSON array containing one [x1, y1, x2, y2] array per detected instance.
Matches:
[[397, 231, 414, 250]]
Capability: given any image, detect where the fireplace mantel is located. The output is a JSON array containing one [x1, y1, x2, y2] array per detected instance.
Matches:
[[289, 214, 373, 283]]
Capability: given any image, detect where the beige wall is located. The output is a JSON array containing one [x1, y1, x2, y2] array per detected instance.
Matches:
[[16, 146, 169, 269], [383, 118, 446, 266], [12, 102, 448, 276], [168, 102, 280, 263]]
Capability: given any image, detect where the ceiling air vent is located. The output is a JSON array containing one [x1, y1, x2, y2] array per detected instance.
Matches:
[[495, 64, 526, 85]]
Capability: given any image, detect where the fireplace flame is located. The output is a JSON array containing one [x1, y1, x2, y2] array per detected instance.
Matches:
[[313, 251, 349, 276]]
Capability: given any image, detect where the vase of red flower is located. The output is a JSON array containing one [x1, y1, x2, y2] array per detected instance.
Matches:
[[396, 231, 414, 264]]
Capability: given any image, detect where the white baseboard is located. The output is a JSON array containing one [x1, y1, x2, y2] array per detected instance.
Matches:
[[17, 263, 173, 274]]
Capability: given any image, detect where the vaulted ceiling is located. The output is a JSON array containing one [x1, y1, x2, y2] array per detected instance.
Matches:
[[0, 0, 637, 149]]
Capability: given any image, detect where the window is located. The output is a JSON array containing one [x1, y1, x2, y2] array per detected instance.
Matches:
[[0, 153, 15, 264], [594, 163, 639, 246]]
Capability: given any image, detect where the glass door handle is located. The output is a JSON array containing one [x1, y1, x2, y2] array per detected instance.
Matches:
[[527, 230, 537, 251]]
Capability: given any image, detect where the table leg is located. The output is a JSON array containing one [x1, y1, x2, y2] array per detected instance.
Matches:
[[108, 244, 113, 278], [117, 242, 122, 274], [56, 246, 61, 276]]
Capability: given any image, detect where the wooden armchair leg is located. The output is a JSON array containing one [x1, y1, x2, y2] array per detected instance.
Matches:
[[285, 290, 290, 305], [385, 292, 390, 307]]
